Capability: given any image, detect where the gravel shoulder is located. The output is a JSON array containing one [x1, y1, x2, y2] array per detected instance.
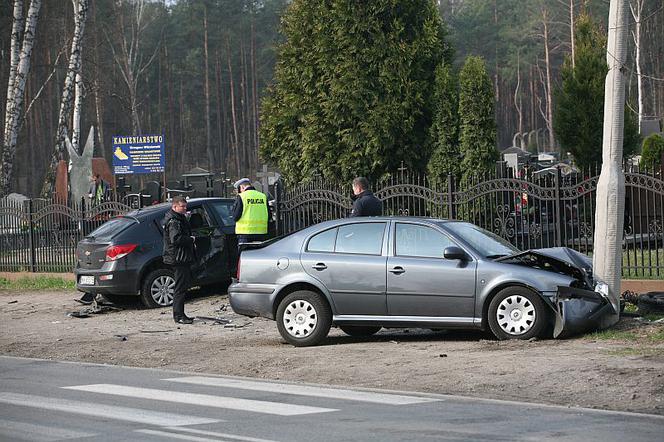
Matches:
[[1, 289, 663, 415]]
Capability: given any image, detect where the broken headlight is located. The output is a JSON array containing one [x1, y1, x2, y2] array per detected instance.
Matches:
[[594, 280, 609, 299]]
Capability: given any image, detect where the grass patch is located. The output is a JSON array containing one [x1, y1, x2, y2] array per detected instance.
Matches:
[[0, 276, 75, 290], [589, 329, 640, 341]]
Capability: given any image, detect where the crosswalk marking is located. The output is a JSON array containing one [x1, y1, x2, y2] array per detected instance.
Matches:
[[64, 384, 337, 416], [0, 418, 95, 442], [165, 376, 440, 405], [136, 429, 230, 442], [163, 427, 279, 442], [0, 392, 220, 427], [136, 427, 279, 442]]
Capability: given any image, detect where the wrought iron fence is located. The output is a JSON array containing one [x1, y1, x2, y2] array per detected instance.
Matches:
[[3, 166, 664, 278], [0, 197, 132, 272], [273, 167, 664, 278]]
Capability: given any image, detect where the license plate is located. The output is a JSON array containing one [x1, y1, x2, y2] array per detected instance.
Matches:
[[79, 275, 95, 285]]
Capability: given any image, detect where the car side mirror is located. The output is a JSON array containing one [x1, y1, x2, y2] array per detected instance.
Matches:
[[444, 246, 467, 260]]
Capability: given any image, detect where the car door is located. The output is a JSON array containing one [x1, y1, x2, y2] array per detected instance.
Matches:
[[387, 222, 477, 318], [206, 199, 238, 278], [300, 222, 388, 315], [188, 204, 228, 282]]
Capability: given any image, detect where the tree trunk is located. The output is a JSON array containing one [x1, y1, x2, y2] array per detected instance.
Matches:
[[203, 8, 214, 170], [40, 0, 88, 198], [630, 0, 645, 131], [226, 39, 241, 177], [570, 0, 575, 70], [4, 0, 24, 142], [215, 50, 225, 171], [1, 0, 42, 197], [541, 7, 556, 150], [250, 13, 259, 164]]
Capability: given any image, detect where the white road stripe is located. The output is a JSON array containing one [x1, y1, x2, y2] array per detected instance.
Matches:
[[164, 427, 279, 442], [64, 384, 337, 416], [165, 376, 439, 405], [136, 429, 231, 442], [0, 418, 95, 441], [0, 392, 219, 427]]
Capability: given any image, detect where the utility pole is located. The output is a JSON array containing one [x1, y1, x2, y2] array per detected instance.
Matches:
[[593, 0, 628, 326]]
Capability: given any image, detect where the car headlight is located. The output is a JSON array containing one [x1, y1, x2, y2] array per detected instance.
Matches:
[[594, 280, 609, 299]]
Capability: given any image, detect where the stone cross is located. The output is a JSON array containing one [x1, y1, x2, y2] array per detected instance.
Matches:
[[256, 164, 278, 193]]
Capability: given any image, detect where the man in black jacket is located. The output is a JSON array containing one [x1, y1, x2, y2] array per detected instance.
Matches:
[[350, 177, 382, 217], [162, 196, 196, 324]]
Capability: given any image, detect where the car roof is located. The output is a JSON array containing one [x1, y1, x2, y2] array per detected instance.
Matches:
[[307, 216, 458, 230], [125, 197, 234, 219]]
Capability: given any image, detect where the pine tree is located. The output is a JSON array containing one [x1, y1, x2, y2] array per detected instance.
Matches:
[[458, 55, 498, 184], [259, 0, 451, 183], [640, 134, 664, 169], [554, 13, 640, 170], [426, 63, 460, 184]]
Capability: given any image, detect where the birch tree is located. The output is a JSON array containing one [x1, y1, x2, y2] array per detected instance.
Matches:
[[1, 0, 42, 197], [106, 0, 161, 135], [630, 0, 645, 131], [40, 0, 89, 198]]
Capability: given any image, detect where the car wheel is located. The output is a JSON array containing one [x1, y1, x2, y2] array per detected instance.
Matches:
[[141, 268, 175, 308], [488, 287, 547, 340], [339, 325, 381, 337], [276, 290, 332, 347]]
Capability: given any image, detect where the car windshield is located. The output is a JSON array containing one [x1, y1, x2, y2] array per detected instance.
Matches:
[[441, 221, 520, 258]]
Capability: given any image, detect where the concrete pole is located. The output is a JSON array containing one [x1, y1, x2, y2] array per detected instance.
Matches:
[[593, 0, 628, 327]]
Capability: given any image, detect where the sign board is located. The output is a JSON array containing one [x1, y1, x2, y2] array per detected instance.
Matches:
[[112, 134, 165, 174]]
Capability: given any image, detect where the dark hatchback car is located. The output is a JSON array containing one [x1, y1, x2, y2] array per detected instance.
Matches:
[[75, 197, 237, 307]]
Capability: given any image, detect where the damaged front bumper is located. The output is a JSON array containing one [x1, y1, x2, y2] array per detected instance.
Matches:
[[552, 285, 618, 339]]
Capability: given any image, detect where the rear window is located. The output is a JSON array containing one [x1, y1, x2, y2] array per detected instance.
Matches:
[[87, 217, 136, 240]]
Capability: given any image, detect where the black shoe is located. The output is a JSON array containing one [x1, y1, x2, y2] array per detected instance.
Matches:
[[75, 294, 94, 305], [174, 316, 194, 324]]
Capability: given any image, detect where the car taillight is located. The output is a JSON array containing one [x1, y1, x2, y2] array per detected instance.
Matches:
[[106, 243, 138, 261]]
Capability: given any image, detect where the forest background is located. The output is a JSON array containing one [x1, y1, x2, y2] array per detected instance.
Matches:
[[1, 0, 663, 197]]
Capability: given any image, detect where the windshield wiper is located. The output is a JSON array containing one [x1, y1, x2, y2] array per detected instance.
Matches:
[[486, 254, 509, 259]]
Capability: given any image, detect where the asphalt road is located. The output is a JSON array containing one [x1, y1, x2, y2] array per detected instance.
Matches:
[[0, 356, 662, 442]]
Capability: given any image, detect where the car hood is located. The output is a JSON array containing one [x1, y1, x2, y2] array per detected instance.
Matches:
[[495, 247, 594, 289]]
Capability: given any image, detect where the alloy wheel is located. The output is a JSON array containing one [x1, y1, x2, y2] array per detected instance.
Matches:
[[151, 275, 175, 306]]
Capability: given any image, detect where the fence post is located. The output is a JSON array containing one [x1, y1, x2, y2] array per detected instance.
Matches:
[[274, 180, 281, 236], [27, 199, 35, 273], [555, 166, 562, 247], [447, 173, 456, 220]]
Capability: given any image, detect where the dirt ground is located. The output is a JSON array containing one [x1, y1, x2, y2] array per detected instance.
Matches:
[[1, 288, 663, 416]]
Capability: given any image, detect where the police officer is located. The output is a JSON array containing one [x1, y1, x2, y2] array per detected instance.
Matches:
[[232, 178, 269, 251], [162, 196, 196, 324]]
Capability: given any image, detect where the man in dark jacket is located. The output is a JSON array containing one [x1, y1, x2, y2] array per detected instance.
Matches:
[[162, 196, 196, 324], [350, 176, 382, 217]]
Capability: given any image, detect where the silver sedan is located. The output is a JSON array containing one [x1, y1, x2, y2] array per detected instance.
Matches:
[[229, 217, 615, 347]]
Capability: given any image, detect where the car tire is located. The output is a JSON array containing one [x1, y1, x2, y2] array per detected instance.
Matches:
[[339, 325, 381, 337], [488, 287, 547, 340], [276, 290, 332, 347], [141, 268, 175, 308]]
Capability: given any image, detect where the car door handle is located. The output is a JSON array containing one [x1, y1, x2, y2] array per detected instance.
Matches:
[[390, 266, 406, 275], [311, 263, 327, 271]]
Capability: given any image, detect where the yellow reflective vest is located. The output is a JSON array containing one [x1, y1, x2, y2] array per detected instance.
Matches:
[[235, 189, 268, 234]]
